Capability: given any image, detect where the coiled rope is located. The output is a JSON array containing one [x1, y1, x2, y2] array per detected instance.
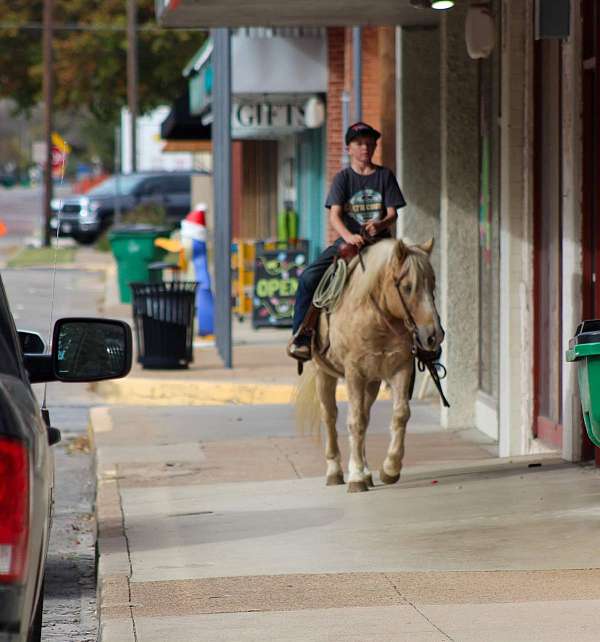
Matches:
[[312, 259, 348, 312]]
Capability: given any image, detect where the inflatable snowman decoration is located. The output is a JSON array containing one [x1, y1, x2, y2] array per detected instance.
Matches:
[[181, 203, 215, 336]]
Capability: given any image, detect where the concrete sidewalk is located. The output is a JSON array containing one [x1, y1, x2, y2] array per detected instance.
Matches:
[[84, 246, 600, 640], [89, 399, 600, 642]]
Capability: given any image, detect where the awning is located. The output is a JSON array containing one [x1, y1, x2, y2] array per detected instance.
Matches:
[[185, 30, 328, 117], [162, 140, 212, 153], [160, 91, 211, 141], [156, 0, 439, 28]]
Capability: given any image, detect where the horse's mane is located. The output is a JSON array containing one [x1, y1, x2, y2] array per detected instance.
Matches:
[[351, 239, 434, 303]]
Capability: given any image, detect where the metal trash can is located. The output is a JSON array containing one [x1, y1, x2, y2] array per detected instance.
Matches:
[[566, 319, 600, 447], [109, 225, 171, 304], [131, 281, 198, 369]]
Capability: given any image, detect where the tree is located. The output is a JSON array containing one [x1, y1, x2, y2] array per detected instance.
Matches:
[[0, 1, 205, 122]]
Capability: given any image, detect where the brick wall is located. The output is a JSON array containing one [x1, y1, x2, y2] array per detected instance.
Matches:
[[326, 27, 346, 244], [327, 28, 346, 187], [361, 27, 383, 165]]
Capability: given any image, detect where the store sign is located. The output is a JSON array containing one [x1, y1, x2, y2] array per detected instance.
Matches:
[[252, 247, 308, 328], [232, 101, 307, 138]]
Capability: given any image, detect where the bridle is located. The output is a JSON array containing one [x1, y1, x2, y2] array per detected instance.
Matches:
[[358, 244, 450, 408]]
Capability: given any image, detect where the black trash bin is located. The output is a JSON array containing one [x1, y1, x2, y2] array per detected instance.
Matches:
[[130, 281, 198, 369]]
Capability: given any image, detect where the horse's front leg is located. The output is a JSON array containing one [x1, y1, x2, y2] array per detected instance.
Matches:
[[345, 373, 370, 493], [362, 380, 381, 488], [316, 370, 343, 485], [380, 363, 413, 485]]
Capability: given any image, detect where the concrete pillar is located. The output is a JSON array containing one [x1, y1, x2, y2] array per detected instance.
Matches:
[[439, 7, 480, 429], [561, 0, 583, 461], [396, 27, 441, 277], [498, 0, 535, 456]]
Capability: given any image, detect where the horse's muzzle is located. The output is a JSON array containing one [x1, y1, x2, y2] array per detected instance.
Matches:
[[418, 324, 444, 352]]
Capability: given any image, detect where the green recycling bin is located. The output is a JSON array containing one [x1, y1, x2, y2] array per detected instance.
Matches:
[[566, 319, 600, 447], [109, 225, 171, 304]]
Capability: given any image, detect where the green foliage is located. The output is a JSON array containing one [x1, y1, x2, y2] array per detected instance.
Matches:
[[7, 246, 75, 268], [122, 202, 167, 226], [0, 1, 206, 121], [95, 203, 169, 252], [95, 232, 111, 253]]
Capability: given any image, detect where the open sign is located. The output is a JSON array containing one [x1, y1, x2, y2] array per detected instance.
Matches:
[[252, 245, 308, 328]]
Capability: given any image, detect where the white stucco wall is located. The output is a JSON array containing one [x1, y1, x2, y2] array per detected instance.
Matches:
[[439, 6, 480, 430], [396, 27, 441, 279]]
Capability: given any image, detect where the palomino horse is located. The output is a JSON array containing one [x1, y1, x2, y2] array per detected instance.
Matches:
[[296, 238, 444, 492]]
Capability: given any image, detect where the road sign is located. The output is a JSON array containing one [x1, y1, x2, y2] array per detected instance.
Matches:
[[50, 132, 70, 179]]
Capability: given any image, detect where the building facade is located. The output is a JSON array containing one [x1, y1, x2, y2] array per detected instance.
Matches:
[[157, 1, 597, 465], [183, 30, 328, 258]]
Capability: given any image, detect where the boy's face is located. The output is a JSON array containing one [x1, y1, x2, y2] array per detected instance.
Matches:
[[348, 135, 377, 163]]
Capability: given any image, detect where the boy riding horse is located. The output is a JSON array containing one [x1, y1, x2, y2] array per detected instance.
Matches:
[[290, 122, 407, 360]]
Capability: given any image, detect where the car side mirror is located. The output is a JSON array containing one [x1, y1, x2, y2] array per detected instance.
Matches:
[[52, 318, 133, 382], [18, 330, 46, 354]]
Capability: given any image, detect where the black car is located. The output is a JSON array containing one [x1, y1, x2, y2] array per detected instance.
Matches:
[[50, 171, 198, 244], [0, 275, 132, 642]]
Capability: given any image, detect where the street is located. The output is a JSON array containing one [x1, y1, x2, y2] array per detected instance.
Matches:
[[2, 265, 106, 642], [0, 185, 71, 247], [0, 186, 42, 242]]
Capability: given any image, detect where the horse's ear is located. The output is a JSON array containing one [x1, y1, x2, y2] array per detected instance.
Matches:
[[419, 238, 434, 255], [395, 239, 408, 262]]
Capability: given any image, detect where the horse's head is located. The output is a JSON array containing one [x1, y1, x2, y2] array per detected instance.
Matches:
[[386, 238, 445, 352]]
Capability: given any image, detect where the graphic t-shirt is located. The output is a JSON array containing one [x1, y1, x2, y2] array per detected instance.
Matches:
[[325, 165, 406, 238]]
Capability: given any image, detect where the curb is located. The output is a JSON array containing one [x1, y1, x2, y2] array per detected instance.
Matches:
[[90, 377, 392, 406], [91, 407, 137, 642]]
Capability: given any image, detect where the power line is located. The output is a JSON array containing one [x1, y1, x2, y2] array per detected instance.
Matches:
[[0, 21, 206, 32]]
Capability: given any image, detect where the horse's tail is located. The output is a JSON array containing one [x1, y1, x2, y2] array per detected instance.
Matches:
[[293, 362, 321, 436]]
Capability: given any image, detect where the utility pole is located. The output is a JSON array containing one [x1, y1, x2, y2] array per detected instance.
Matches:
[[42, 0, 54, 247], [127, 0, 138, 173], [114, 126, 122, 224], [212, 28, 232, 368]]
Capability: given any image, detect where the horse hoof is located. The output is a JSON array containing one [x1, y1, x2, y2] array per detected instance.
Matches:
[[380, 469, 400, 485], [326, 472, 345, 486], [347, 481, 369, 493], [364, 473, 374, 488]]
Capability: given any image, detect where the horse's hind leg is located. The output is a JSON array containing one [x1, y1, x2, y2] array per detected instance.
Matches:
[[316, 370, 343, 485], [381, 365, 413, 485], [362, 380, 381, 488]]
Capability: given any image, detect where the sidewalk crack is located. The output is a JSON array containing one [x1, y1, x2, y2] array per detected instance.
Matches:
[[271, 439, 302, 479], [116, 472, 139, 642], [384, 573, 454, 642]]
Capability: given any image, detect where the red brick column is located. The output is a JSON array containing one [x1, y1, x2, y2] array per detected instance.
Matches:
[[326, 27, 346, 244]]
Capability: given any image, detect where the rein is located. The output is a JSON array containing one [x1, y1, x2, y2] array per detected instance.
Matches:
[[358, 247, 450, 408]]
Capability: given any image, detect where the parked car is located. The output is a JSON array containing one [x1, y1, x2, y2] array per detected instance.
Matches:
[[50, 171, 199, 244], [0, 275, 132, 642]]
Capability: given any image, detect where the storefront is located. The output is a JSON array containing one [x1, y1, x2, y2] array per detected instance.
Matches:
[[184, 30, 327, 259]]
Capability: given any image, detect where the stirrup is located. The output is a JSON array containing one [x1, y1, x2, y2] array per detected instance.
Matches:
[[287, 339, 312, 363]]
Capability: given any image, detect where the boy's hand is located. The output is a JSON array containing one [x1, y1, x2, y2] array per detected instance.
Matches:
[[346, 233, 365, 247], [364, 221, 380, 237]]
